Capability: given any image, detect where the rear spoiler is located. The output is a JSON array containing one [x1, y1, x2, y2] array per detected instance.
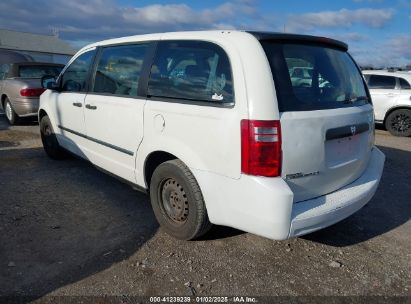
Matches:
[[247, 31, 348, 52]]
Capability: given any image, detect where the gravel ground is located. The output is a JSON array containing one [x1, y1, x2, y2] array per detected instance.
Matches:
[[0, 114, 410, 301]]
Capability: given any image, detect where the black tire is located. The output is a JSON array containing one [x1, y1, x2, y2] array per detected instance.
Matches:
[[385, 109, 411, 137], [149, 159, 212, 240], [40, 115, 66, 159], [4, 97, 19, 125]]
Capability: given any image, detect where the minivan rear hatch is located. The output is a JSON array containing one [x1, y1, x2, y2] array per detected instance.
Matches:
[[257, 34, 374, 202]]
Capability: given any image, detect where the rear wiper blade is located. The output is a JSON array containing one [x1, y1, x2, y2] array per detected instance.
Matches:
[[342, 96, 369, 104]]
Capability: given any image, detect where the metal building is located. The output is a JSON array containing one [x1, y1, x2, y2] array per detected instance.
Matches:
[[0, 29, 75, 64]]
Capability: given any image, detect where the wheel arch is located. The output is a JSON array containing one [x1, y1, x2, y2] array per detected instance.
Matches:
[[1, 94, 8, 108], [144, 151, 178, 189], [38, 109, 48, 121]]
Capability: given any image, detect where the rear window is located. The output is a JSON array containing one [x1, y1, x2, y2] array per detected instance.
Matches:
[[399, 78, 411, 89], [19, 65, 62, 78], [261, 42, 369, 112]]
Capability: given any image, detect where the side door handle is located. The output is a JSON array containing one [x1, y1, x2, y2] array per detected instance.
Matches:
[[72, 102, 82, 107], [85, 104, 97, 110]]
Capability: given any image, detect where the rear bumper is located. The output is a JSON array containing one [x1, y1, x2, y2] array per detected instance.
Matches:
[[10, 97, 39, 117], [289, 147, 385, 237], [192, 147, 385, 240]]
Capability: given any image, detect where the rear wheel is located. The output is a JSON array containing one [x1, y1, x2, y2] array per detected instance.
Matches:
[[149, 159, 212, 240], [385, 109, 411, 137], [4, 98, 19, 125], [40, 115, 66, 159]]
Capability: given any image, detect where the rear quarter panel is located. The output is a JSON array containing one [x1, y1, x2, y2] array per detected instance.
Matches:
[[136, 32, 272, 186], [1, 78, 42, 102], [1, 79, 22, 108], [386, 93, 411, 119]]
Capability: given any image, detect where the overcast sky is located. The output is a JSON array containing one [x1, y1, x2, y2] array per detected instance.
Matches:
[[0, 0, 410, 67]]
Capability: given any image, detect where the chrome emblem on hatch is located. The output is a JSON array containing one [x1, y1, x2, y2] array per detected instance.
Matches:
[[351, 126, 356, 136]]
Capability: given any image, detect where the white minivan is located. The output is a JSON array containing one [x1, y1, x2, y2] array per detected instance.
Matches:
[[39, 31, 385, 240]]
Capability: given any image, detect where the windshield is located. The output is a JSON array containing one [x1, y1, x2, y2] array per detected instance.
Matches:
[[18, 65, 62, 78], [261, 42, 369, 112]]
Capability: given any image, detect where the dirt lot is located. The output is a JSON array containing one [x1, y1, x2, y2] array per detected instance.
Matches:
[[0, 114, 410, 301]]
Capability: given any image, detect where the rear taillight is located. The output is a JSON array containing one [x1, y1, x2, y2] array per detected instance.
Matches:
[[241, 119, 282, 177], [20, 88, 45, 97]]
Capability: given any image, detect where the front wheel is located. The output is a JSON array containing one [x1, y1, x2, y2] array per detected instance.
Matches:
[[149, 159, 212, 240], [4, 98, 19, 125], [385, 109, 411, 137], [40, 115, 66, 159]]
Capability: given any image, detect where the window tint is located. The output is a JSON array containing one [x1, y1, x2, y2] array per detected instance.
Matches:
[[261, 42, 369, 112], [61, 50, 95, 92], [93, 44, 150, 96], [18, 65, 62, 78], [368, 75, 396, 89], [148, 41, 234, 104], [399, 78, 411, 89]]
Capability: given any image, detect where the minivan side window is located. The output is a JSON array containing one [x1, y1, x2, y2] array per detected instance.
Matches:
[[148, 41, 234, 104], [368, 75, 396, 89], [92, 44, 150, 97], [60, 50, 95, 92], [399, 78, 411, 90]]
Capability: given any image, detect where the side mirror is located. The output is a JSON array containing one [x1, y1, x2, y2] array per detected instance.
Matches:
[[41, 75, 59, 90]]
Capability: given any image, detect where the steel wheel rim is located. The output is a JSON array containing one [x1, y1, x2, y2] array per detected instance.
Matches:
[[158, 178, 189, 225], [390, 113, 411, 133], [5, 102, 12, 121], [44, 124, 52, 136], [42, 123, 54, 148]]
